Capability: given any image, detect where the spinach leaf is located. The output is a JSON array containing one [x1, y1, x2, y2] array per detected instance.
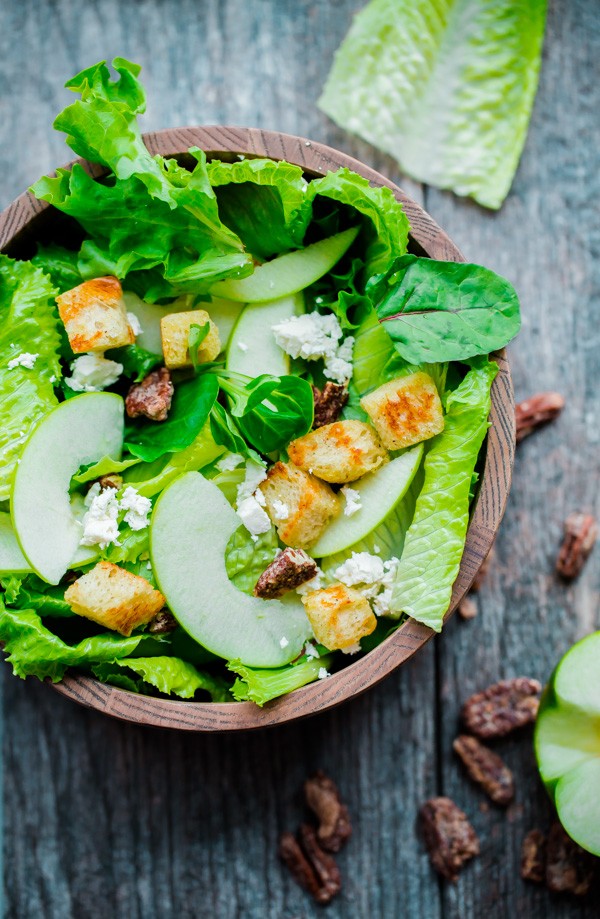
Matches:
[[371, 255, 521, 363], [125, 372, 219, 462], [188, 322, 211, 372], [107, 343, 162, 381]]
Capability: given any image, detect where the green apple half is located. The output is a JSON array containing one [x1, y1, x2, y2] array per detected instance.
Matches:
[[12, 393, 124, 585], [534, 630, 600, 856], [150, 471, 312, 667]]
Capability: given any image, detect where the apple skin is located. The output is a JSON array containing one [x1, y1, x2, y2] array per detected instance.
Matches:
[[534, 631, 600, 856]]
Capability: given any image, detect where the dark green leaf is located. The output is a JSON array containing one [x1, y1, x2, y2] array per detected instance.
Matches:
[[31, 243, 83, 293], [220, 372, 314, 453], [188, 322, 210, 372], [107, 344, 162, 381]]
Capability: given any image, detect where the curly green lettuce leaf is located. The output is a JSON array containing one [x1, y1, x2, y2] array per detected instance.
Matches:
[[228, 654, 334, 706], [31, 244, 83, 294], [1, 575, 73, 617], [207, 157, 313, 259], [94, 656, 232, 701], [225, 525, 279, 595], [389, 358, 498, 631], [372, 255, 521, 363], [73, 454, 141, 485], [319, 0, 547, 209]]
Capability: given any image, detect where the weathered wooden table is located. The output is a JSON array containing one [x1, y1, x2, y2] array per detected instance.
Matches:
[[1, 1, 598, 916]]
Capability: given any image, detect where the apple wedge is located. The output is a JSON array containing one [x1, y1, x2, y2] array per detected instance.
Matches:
[[226, 293, 304, 378], [211, 226, 359, 302], [12, 393, 124, 585], [534, 631, 600, 856], [0, 512, 32, 575], [311, 445, 424, 558], [150, 472, 312, 667]]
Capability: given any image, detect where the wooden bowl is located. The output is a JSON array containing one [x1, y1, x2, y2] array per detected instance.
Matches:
[[0, 127, 515, 731]]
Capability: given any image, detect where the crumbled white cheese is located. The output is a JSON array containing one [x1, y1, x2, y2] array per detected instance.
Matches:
[[279, 637, 289, 649], [334, 551, 400, 616], [236, 459, 268, 503], [8, 352, 38, 370], [341, 642, 361, 655], [65, 354, 123, 393], [237, 494, 271, 536], [271, 311, 354, 383], [341, 485, 362, 517], [254, 488, 267, 507], [127, 312, 143, 336], [318, 667, 330, 680], [373, 544, 381, 554], [296, 567, 325, 596], [81, 486, 121, 548], [119, 486, 152, 531], [304, 642, 320, 659], [49, 374, 57, 384], [237, 341, 249, 352], [215, 452, 245, 473], [271, 499, 289, 521]]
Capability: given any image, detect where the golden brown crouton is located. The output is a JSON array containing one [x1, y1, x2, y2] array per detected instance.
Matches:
[[259, 462, 340, 549], [56, 277, 135, 353], [160, 310, 221, 369], [288, 420, 388, 484], [360, 372, 444, 451], [64, 561, 165, 637], [302, 583, 376, 650]]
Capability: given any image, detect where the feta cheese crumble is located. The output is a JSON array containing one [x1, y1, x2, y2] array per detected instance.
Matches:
[[119, 486, 152, 531], [271, 311, 354, 384], [215, 452, 245, 473], [65, 354, 123, 393], [236, 459, 268, 503], [237, 494, 271, 537], [8, 352, 38, 370], [304, 642, 320, 659], [279, 637, 289, 649], [271, 499, 289, 521], [318, 667, 330, 680], [81, 485, 121, 548], [235, 460, 271, 537], [127, 312, 143, 336], [341, 485, 362, 517], [334, 551, 400, 617]]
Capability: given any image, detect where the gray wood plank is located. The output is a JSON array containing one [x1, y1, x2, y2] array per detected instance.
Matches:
[[0, 2, 440, 918], [427, 0, 600, 916]]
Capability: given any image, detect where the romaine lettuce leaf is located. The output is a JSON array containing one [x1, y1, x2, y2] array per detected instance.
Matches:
[[1, 575, 73, 618], [96, 656, 232, 701], [73, 454, 141, 485], [319, 0, 547, 209], [225, 525, 279, 595], [389, 358, 498, 631], [228, 654, 334, 706]]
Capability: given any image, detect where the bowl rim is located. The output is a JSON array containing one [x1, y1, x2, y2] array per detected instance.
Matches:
[[0, 125, 515, 731]]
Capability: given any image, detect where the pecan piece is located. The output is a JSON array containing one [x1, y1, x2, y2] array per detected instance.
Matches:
[[515, 391, 564, 442], [254, 548, 318, 599], [461, 677, 541, 738], [147, 609, 178, 634], [420, 797, 480, 882], [126, 367, 174, 421], [521, 829, 547, 884], [279, 826, 341, 905], [546, 822, 596, 896], [458, 595, 478, 620], [304, 770, 352, 853], [453, 735, 514, 806], [96, 473, 123, 491], [556, 512, 598, 579], [312, 382, 349, 428]]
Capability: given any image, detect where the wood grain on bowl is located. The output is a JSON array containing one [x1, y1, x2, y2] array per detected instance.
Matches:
[[0, 127, 515, 731]]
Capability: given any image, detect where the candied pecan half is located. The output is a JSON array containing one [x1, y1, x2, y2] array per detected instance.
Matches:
[[420, 797, 480, 882], [521, 829, 547, 884], [147, 609, 178, 634], [458, 595, 478, 620], [96, 473, 123, 491], [312, 382, 349, 428], [126, 367, 174, 421], [254, 548, 318, 599], [515, 391, 565, 442], [546, 823, 596, 896], [304, 770, 352, 853], [556, 512, 598, 579], [279, 826, 341, 905], [453, 735, 514, 806], [461, 678, 541, 739]]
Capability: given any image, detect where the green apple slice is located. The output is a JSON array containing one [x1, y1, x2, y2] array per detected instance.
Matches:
[[226, 293, 304, 378], [0, 512, 32, 575], [535, 631, 600, 856], [211, 226, 359, 303], [12, 393, 124, 585], [311, 445, 424, 558], [124, 292, 244, 356], [150, 471, 312, 667]]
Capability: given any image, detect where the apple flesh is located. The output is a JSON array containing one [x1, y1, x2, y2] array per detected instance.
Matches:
[[12, 393, 124, 585], [0, 512, 31, 575], [534, 631, 600, 856], [211, 227, 359, 303], [310, 445, 424, 558], [226, 293, 303, 379], [124, 292, 243, 356], [150, 471, 312, 667]]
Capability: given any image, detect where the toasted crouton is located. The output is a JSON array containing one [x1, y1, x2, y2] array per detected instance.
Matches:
[[57, 277, 134, 353], [259, 462, 340, 549], [64, 561, 165, 636], [160, 310, 221, 369], [302, 583, 376, 650], [360, 372, 444, 450], [288, 420, 388, 484]]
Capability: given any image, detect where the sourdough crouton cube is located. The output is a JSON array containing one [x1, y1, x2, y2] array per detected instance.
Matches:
[[56, 277, 134, 353], [360, 372, 444, 450], [160, 310, 221, 369], [288, 420, 388, 484], [302, 584, 376, 650], [259, 462, 340, 549], [64, 561, 165, 636]]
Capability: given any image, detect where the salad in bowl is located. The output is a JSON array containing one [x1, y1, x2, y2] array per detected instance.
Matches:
[[0, 59, 520, 708]]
